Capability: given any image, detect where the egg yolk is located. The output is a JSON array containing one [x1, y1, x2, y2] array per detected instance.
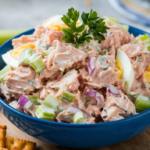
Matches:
[[48, 24, 68, 31], [115, 59, 124, 79], [10, 43, 35, 60], [144, 65, 150, 83], [47, 20, 81, 31]]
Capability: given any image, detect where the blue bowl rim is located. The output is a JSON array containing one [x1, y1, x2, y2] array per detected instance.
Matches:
[[0, 25, 150, 128]]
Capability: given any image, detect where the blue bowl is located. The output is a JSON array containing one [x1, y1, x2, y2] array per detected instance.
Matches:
[[0, 26, 150, 149]]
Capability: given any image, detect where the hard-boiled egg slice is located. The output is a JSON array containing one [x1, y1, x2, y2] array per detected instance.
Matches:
[[115, 59, 124, 79], [2, 52, 18, 68], [144, 65, 150, 83], [43, 15, 81, 31], [116, 49, 134, 91], [2, 43, 35, 68]]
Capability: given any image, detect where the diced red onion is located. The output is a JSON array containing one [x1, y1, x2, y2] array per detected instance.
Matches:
[[18, 95, 33, 109], [88, 56, 96, 76], [107, 85, 120, 96], [67, 106, 80, 114], [86, 89, 104, 108]]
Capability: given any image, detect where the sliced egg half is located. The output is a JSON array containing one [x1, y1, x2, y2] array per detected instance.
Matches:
[[144, 65, 150, 83], [2, 43, 35, 68], [43, 15, 81, 31], [116, 49, 134, 91]]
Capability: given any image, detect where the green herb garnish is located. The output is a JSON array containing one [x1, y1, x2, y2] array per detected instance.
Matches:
[[61, 8, 109, 48]]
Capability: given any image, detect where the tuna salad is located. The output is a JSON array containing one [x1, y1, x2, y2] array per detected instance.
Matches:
[[0, 8, 150, 124]]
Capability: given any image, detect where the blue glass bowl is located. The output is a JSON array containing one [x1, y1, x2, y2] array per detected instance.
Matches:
[[0, 26, 150, 149]]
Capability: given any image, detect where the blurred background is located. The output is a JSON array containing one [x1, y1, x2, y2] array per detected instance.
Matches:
[[0, 0, 150, 45]]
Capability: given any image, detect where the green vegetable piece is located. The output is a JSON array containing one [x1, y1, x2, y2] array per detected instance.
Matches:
[[128, 92, 138, 97], [0, 65, 12, 84], [18, 48, 33, 65], [43, 95, 59, 108], [19, 48, 45, 75], [103, 16, 129, 31], [140, 34, 150, 51], [135, 95, 150, 105], [121, 25, 129, 32], [30, 55, 45, 75], [61, 8, 109, 48], [141, 34, 149, 41], [26, 95, 41, 105], [135, 95, 150, 112], [60, 91, 75, 103], [73, 111, 84, 124], [36, 105, 55, 121], [42, 49, 50, 56]]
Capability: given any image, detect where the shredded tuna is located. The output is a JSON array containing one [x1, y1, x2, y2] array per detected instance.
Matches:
[[100, 26, 133, 50], [47, 41, 87, 71], [5, 66, 40, 96], [101, 91, 136, 122], [12, 35, 37, 49]]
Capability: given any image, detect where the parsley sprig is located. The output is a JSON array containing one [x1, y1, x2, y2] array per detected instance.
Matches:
[[61, 8, 109, 48]]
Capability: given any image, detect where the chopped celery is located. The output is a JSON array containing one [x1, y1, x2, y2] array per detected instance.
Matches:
[[18, 48, 45, 75], [140, 34, 150, 51], [0, 65, 12, 84], [30, 55, 45, 75], [128, 92, 138, 97], [120, 25, 129, 32], [60, 91, 75, 103], [36, 95, 59, 121], [141, 34, 149, 41], [26, 95, 41, 105], [36, 105, 55, 121], [39, 105, 55, 117], [43, 95, 59, 108], [73, 111, 84, 124], [18, 48, 33, 65], [42, 49, 50, 56], [135, 95, 150, 112], [103, 16, 129, 31]]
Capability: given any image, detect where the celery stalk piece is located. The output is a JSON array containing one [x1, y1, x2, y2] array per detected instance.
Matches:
[[128, 92, 138, 97], [43, 95, 59, 108], [73, 111, 84, 124], [30, 55, 45, 75], [26, 95, 41, 105], [140, 34, 150, 51], [141, 34, 149, 41], [135, 95, 150, 112], [60, 91, 75, 103], [103, 16, 129, 31], [36, 105, 55, 121], [0, 65, 12, 84], [42, 49, 50, 56], [18, 48, 33, 65], [120, 25, 129, 32], [18, 48, 45, 75]]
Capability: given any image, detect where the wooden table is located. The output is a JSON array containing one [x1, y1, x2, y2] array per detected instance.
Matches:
[[0, 112, 150, 150]]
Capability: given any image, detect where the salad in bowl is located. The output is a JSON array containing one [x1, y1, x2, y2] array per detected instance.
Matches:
[[0, 8, 150, 125]]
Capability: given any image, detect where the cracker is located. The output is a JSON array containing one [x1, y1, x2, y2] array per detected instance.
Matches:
[[6, 136, 36, 150], [0, 125, 6, 148]]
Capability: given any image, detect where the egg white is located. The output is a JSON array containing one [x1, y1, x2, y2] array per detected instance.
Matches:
[[43, 15, 63, 28], [2, 52, 18, 68], [116, 49, 134, 91]]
